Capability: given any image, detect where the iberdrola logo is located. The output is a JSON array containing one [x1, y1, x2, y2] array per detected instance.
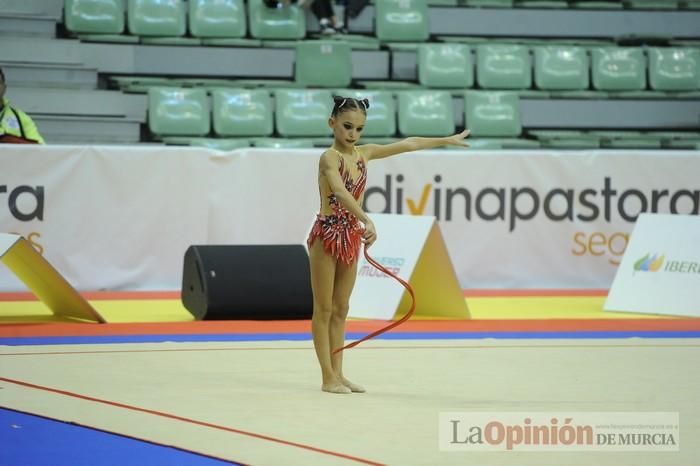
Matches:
[[634, 253, 665, 272]]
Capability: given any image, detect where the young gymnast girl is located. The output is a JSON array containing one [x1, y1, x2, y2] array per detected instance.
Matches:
[[307, 95, 470, 394]]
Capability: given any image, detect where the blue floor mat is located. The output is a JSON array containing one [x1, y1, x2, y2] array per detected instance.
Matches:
[[0, 407, 241, 466]]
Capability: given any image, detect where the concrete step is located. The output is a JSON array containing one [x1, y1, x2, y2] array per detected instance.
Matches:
[[0, 0, 64, 19], [34, 115, 142, 144], [0, 14, 57, 37], [10, 87, 147, 121], [0, 37, 83, 65], [1, 62, 98, 89]]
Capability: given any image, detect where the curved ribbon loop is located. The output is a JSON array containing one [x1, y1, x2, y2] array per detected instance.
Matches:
[[332, 245, 416, 354]]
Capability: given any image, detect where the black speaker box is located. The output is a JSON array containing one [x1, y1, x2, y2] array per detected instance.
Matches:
[[181, 245, 313, 320]]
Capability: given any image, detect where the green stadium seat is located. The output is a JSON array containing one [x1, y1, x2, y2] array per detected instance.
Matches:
[[606, 90, 668, 99], [527, 130, 589, 139], [588, 130, 641, 138], [189, 0, 246, 38], [540, 138, 601, 149], [669, 39, 700, 47], [397, 90, 454, 136], [313, 34, 381, 50], [624, 0, 679, 9], [212, 88, 273, 137], [602, 137, 663, 148], [111, 76, 173, 90], [591, 47, 647, 91], [570, 1, 624, 9], [248, 0, 305, 40], [534, 45, 589, 90], [252, 137, 314, 148], [418, 43, 474, 89], [148, 87, 210, 136], [128, 0, 186, 37], [228, 79, 301, 88], [385, 43, 422, 52], [682, 0, 700, 9], [529, 130, 601, 148], [476, 44, 532, 89], [464, 91, 521, 137], [650, 131, 700, 140], [333, 90, 396, 137], [463, 0, 513, 7], [274, 89, 333, 137], [76, 34, 139, 43], [295, 41, 352, 88], [428, 0, 458, 4], [438, 36, 489, 44], [648, 48, 700, 91], [356, 80, 423, 90], [375, 0, 430, 42], [515, 0, 568, 8], [664, 138, 700, 148], [64, 0, 125, 34]]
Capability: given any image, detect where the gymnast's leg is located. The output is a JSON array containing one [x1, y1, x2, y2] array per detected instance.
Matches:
[[309, 240, 351, 394], [330, 256, 365, 393]]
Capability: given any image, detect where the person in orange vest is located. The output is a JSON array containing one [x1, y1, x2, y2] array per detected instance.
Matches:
[[0, 67, 45, 144]]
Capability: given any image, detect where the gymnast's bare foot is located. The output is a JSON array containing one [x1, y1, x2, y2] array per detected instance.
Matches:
[[340, 377, 366, 393], [322, 382, 352, 394]]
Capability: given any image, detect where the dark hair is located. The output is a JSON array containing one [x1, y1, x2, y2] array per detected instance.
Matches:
[[331, 95, 369, 117], [0, 67, 4, 83]]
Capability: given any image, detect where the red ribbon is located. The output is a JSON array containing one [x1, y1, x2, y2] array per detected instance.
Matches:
[[332, 245, 416, 354]]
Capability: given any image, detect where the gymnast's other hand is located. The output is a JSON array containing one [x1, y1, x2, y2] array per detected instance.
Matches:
[[362, 220, 377, 248], [446, 129, 470, 147]]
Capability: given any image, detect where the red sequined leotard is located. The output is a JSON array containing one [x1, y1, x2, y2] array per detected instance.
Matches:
[[307, 147, 368, 265]]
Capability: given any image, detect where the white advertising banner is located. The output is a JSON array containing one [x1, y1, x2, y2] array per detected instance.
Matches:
[[604, 213, 700, 317], [0, 145, 210, 291], [362, 151, 699, 289], [1, 146, 698, 291]]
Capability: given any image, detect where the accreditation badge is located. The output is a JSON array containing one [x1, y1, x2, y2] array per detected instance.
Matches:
[[6, 115, 21, 131]]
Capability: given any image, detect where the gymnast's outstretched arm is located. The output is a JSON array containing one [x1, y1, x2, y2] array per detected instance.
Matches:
[[360, 129, 470, 161]]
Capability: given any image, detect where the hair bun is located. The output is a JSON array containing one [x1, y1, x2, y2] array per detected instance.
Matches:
[[332, 95, 345, 105], [362, 98, 370, 109]]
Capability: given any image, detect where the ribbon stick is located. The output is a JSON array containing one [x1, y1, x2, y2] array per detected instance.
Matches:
[[332, 246, 416, 354]]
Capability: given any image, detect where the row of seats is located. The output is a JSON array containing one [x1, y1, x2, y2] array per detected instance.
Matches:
[[115, 41, 700, 93], [64, 0, 442, 43], [148, 88, 531, 141], [297, 41, 700, 92], [64, 0, 700, 44], [65, 0, 304, 42], [148, 86, 700, 149], [161, 132, 700, 151]]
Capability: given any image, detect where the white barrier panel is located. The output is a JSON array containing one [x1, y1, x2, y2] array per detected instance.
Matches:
[[348, 214, 469, 320], [1, 146, 699, 291], [604, 214, 700, 317]]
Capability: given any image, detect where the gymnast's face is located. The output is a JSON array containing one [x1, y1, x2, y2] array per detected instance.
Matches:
[[329, 110, 366, 148]]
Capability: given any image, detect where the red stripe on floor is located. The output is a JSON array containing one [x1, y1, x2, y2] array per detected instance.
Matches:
[[0, 377, 384, 466], [1, 319, 699, 339]]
